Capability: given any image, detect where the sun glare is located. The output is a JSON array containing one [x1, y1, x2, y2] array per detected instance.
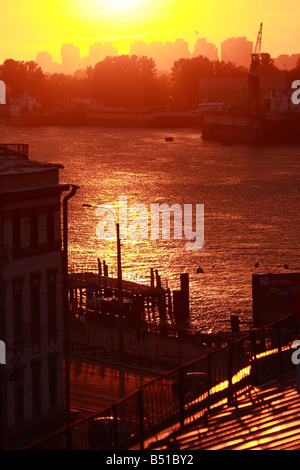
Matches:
[[69, 0, 145, 18], [102, 0, 139, 11]]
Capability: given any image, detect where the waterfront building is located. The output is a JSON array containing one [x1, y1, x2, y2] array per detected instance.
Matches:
[[0, 144, 76, 449], [198, 75, 288, 113]]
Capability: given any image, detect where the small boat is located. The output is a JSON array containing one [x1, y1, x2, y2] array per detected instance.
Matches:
[[165, 137, 174, 142]]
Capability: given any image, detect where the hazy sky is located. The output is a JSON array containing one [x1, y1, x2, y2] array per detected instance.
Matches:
[[1, 0, 299, 63]]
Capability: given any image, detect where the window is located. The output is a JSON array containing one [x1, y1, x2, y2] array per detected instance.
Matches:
[[47, 209, 55, 246], [30, 212, 39, 249], [31, 360, 42, 415], [0, 280, 7, 342], [12, 278, 24, 351], [14, 381, 24, 423], [47, 270, 57, 342], [12, 213, 21, 253], [30, 273, 41, 349], [48, 356, 58, 408]]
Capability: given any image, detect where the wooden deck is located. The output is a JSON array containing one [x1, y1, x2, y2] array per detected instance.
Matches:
[[68, 272, 166, 296], [151, 370, 300, 450]]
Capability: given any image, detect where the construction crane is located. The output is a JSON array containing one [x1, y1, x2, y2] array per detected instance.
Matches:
[[249, 23, 263, 116]]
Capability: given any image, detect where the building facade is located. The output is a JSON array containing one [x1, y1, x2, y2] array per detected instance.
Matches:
[[198, 76, 288, 113], [0, 144, 77, 449]]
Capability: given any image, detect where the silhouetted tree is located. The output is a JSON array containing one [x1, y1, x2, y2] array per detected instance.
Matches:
[[171, 56, 214, 108], [91, 55, 158, 106], [155, 73, 173, 106], [171, 55, 247, 109], [0, 59, 44, 99], [212, 60, 248, 77], [0, 59, 27, 97], [286, 57, 300, 87], [259, 53, 281, 76], [24, 61, 45, 98], [39, 73, 75, 108]]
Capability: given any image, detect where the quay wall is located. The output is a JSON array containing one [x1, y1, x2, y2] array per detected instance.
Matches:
[[202, 114, 262, 143]]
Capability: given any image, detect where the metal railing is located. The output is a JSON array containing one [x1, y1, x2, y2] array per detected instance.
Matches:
[[24, 313, 298, 450], [0, 144, 29, 159]]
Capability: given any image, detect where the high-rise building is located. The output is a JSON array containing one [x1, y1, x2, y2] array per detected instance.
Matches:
[[221, 37, 253, 68], [192, 38, 219, 61], [130, 38, 191, 71], [88, 42, 118, 66], [35, 51, 53, 74], [274, 54, 300, 70], [61, 44, 81, 74]]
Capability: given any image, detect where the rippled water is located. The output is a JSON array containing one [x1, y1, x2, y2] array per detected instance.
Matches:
[[1, 125, 300, 333]]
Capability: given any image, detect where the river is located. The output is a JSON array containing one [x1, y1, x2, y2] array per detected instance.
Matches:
[[1, 125, 300, 333]]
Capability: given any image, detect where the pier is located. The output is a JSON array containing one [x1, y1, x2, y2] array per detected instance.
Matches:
[[68, 260, 191, 337]]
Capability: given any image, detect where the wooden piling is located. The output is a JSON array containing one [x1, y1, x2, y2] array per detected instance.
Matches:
[[155, 270, 161, 289], [150, 268, 155, 289], [180, 273, 189, 315]]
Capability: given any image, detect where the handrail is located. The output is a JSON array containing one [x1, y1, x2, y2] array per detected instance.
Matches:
[[0, 143, 29, 159], [23, 313, 298, 450]]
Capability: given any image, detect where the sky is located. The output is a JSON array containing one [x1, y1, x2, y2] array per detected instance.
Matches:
[[1, 0, 300, 63]]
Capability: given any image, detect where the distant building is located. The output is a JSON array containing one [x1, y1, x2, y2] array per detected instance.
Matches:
[[198, 75, 288, 112], [274, 54, 300, 71], [61, 44, 81, 74], [35, 51, 53, 74], [88, 42, 118, 66], [268, 90, 300, 114], [35, 51, 62, 74], [9, 96, 42, 117], [221, 37, 253, 68], [192, 38, 219, 61], [130, 38, 191, 71], [0, 144, 78, 449]]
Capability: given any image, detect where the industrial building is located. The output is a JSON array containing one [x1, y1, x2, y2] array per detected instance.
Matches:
[[198, 75, 288, 113]]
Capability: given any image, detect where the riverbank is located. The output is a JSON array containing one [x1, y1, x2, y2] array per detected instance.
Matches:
[[2, 110, 201, 128]]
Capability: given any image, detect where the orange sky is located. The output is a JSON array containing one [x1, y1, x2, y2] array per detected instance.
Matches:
[[1, 0, 300, 63]]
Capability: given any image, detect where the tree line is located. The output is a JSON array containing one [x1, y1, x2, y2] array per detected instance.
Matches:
[[0, 54, 299, 110]]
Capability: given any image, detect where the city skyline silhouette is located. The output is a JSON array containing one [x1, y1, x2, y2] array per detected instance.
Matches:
[[2, 1, 300, 68], [31, 36, 300, 76]]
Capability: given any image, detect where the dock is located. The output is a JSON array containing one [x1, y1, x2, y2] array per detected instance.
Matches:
[[68, 262, 191, 337], [201, 112, 300, 144]]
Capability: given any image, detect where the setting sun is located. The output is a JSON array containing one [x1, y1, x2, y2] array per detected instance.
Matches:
[[1, 1, 300, 64], [1, 0, 300, 455], [71, 0, 148, 17], [101, 0, 140, 11]]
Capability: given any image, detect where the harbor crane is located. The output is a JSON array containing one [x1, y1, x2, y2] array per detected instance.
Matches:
[[249, 22, 263, 116]]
